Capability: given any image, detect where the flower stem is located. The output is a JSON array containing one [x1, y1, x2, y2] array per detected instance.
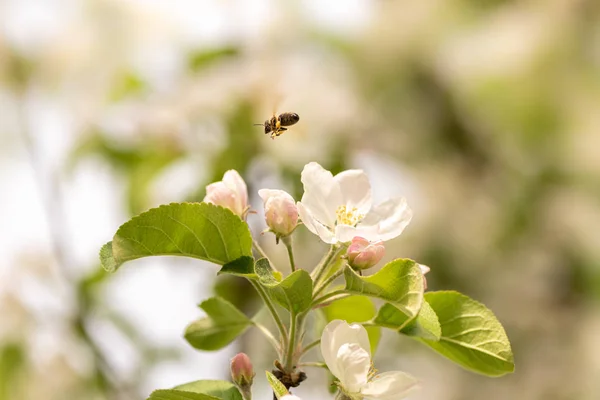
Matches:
[[312, 290, 348, 307], [282, 236, 296, 273], [298, 339, 321, 360], [313, 268, 345, 298], [249, 280, 287, 350], [285, 313, 298, 371], [252, 321, 280, 354], [311, 245, 339, 287], [298, 361, 327, 369]]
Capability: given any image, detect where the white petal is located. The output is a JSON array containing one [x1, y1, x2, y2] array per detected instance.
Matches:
[[299, 162, 342, 227], [335, 224, 380, 244], [361, 371, 419, 400], [418, 264, 430, 275], [321, 320, 372, 380], [297, 202, 336, 244], [258, 189, 295, 203], [360, 197, 412, 241], [334, 169, 372, 215], [320, 320, 347, 379], [335, 343, 370, 393]]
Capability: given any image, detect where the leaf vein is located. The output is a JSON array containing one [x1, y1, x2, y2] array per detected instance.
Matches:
[[167, 216, 210, 257]]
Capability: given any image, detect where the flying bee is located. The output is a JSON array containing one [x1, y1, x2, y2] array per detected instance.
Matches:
[[255, 112, 300, 139]]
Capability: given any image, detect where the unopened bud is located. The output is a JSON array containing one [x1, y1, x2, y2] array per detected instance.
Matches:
[[258, 189, 298, 238], [418, 264, 430, 290], [230, 353, 254, 393], [204, 170, 249, 218], [346, 237, 385, 270]]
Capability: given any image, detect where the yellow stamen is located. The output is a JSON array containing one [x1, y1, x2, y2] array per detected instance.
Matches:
[[335, 205, 364, 226]]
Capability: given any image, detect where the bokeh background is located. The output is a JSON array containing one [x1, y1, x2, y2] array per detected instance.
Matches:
[[2, 0, 600, 399]]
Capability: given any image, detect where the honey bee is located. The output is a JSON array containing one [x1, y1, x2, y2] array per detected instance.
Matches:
[[255, 112, 300, 139]]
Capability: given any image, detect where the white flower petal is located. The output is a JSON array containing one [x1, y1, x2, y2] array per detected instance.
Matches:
[[258, 189, 295, 203], [297, 202, 336, 244], [361, 371, 419, 400], [335, 343, 370, 393], [334, 169, 372, 215], [360, 197, 412, 241], [320, 320, 346, 379], [335, 224, 380, 244], [299, 162, 342, 227], [321, 320, 372, 380]]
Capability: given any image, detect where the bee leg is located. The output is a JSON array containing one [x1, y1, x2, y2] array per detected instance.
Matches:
[[276, 127, 287, 137]]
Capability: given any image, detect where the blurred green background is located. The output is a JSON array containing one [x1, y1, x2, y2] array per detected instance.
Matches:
[[1, 0, 600, 399]]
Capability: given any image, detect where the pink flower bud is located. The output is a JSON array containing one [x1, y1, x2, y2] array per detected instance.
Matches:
[[204, 170, 249, 218], [230, 353, 254, 390], [346, 237, 385, 270], [258, 189, 298, 237], [418, 264, 430, 290]]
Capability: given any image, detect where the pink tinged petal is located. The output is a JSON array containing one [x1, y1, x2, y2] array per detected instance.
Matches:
[[299, 162, 342, 227], [347, 237, 385, 270], [259, 189, 298, 236], [335, 343, 370, 393], [360, 197, 412, 242], [222, 170, 248, 216], [361, 371, 419, 400], [346, 236, 370, 255], [204, 182, 237, 211], [334, 169, 372, 215], [297, 202, 336, 244]]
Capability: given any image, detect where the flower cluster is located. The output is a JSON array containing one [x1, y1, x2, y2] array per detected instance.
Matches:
[[204, 162, 421, 400], [205, 162, 412, 248]]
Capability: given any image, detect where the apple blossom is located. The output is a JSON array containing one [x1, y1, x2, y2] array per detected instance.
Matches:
[[296, 162, 412, 244], [321, 320, 418, 400], [230, 353, 254, 387], [258, 189, 299, 238], [203, 170, 249, 218], [346, 237, 385, 270], [281, 395, 302, 400]]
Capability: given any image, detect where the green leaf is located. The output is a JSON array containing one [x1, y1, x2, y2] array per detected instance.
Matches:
[[218, 256, 256, 277], [173, 380, 243, 400], [322, 295, 381, 353], [373, 300, 441, 341], [99, 242, 116, 273], [100, 203, 253, 272], [344, 259, 424, 319], [265, 371, 289, 399], [255, 259, 312, 314], [185, 297, 252, 351], [147, 390, 220, 400], [419, 291, 515, 377]]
